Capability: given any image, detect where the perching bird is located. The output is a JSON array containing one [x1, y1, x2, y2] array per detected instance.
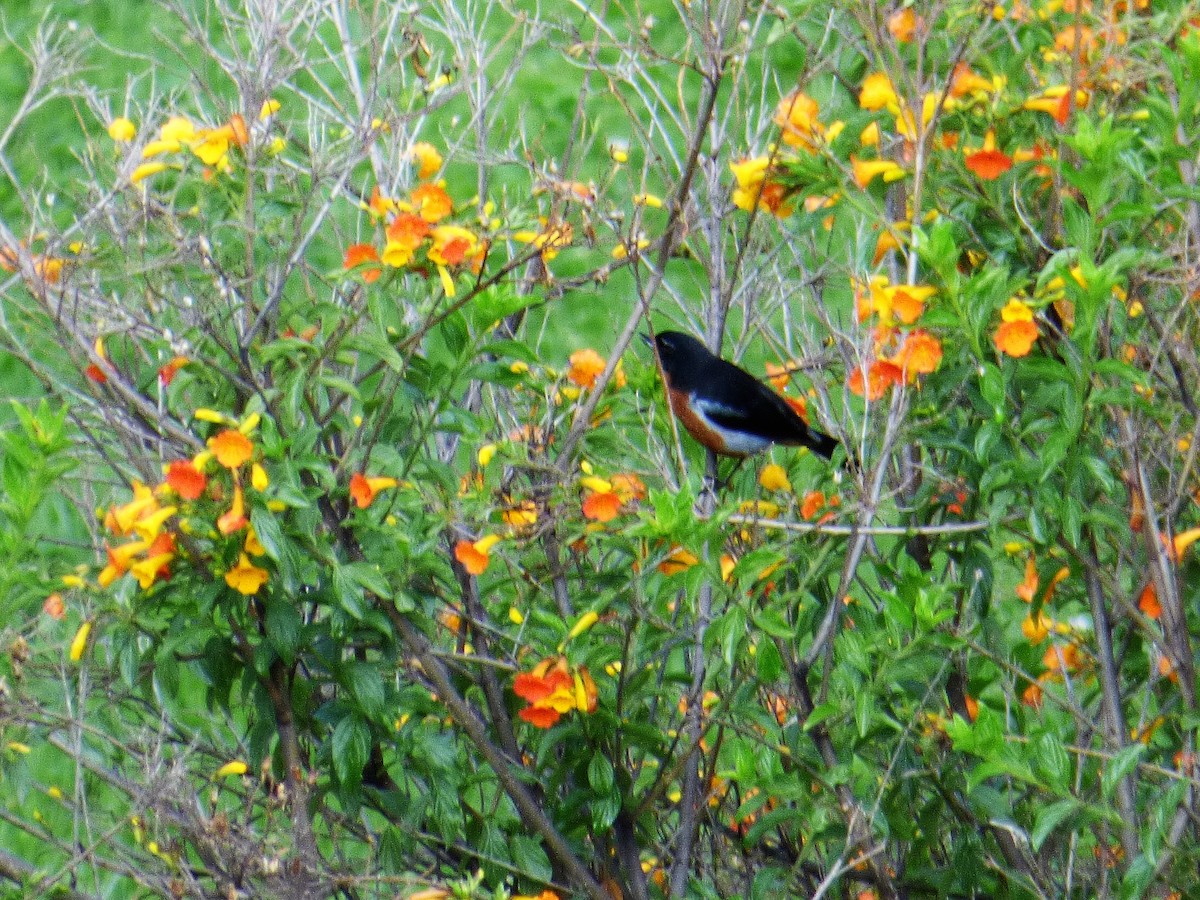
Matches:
[[650, 330, 841, 460]]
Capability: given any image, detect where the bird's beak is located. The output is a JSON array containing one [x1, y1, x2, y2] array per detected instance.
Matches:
[[640, 332, 654, 348]]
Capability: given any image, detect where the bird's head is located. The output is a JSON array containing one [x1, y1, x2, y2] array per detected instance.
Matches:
[[649, 330, 708, 374]]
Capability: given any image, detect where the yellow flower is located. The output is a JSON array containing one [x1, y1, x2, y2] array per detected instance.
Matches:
[[108, 117, 136, 142], [131, 162, 170, 184], [411, 141, 443, 179], [1001, 298, 1034, 322], [214, 760, 248, 778], [859, 72, 899, 111], [758, 463, 792, 493], [851, 156, 906, 188], [477, 444, 497, 467], [773, 90, 824, 150], [69, 621, 92, 662], [160, 116, 196, 144], [251, 463, 269, 491], [225, 553, 269, 595], [131, 553, 173, 590]]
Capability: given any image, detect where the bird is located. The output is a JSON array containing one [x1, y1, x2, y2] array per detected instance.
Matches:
[[649, 330, 841, 461]]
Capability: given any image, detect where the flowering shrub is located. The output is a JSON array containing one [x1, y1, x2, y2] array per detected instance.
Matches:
[[0, 1, 1199, 899]]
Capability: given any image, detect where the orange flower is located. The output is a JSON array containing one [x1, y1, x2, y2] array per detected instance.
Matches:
[[166, 459, 207, 500], [773, 90, 824, 151], [658, 546, 699, 575], [386, 212, 432, 249], [1042, 642, 1083, 673], [582, 490, 622, 522], [513, 657, 596, 728], [848, 359, 903, 401], [410, 182, 453, 222], [892, 329, 943, 379], [784, 395, 809, 422], [343, 243, 382, 283], [209, 430, 253, 469], [43, 593, 66, 620], [217, 485, 248, 535], [454, 534, 500, 576], [85, 363, 108, 384], [349, 473, 398, 509], [965, 148, 1013, 180], [427, 225, 479, 267], [1167, 527, 1200, 562], [994, 320, 1038, 357], [158, 356, 189, 386], [800, 490, 826, 521], [949, 63, 995, 99], [610, 473, 647, 503], [1022, 681, 1044, 709], [1138, 582, 1161, 619], [567, 348, 606, 389], [887, 7, 918, 42]]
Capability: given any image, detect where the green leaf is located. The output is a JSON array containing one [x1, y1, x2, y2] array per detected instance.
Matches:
[[347, 661, 386, 720], [510, 835, 552, 882], [265, 599, 301, 664], [588, 752, 615, 794], [1031, 799, 1078, 852], [753, 607, 797, 639], [1102, 744, 1145, 800], [332, 715, 370, 786], [1033, 732, 1071, 794], [755, 638, 783, 683], [854, 689, 873, 738]]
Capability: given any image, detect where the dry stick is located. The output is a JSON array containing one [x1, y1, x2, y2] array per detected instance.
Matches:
[[380, 604, 610, 900], [1082, 536, 1140, 863]]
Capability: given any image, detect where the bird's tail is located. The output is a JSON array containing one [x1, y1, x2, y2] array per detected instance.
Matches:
[[804, 427, 840, 460]]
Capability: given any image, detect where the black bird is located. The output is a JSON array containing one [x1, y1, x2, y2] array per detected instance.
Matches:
[[649, 330, 841, 460]]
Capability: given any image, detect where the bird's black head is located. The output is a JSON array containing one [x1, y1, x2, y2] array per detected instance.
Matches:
[[652, 330, 710, 374]]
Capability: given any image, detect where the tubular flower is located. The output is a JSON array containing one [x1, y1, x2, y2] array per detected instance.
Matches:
[[848, 359, 904, 401], [949, 63, 998, 99], [104, 481, 158, 535], [773, 90, 825, 151], [350, 473, 399, 509], [224, 553, 269, 595], [217, 485, 248, 536], [209, 430, 254, 469], [567, 348, 607, 388], [758, 464, 792, 493], [729, 157, 793, 218], [384, 212, 432, 262], [513, 657, 597, 728], [658, 546, 699, 576], [582, 490, 622, 522], [610, 473, 647, 503], [1024, 86, 1089, 125], [851, 156, 906, 189], [343, 244, 382, 282], [427, 225, 479, 266], [892, 329, 943, 380], [455, 534, 501, 576], [994, 298, 1039, 357], [410, 141, 442, 179], [410, 183, 453, 222], [859, 72, 899, 111]]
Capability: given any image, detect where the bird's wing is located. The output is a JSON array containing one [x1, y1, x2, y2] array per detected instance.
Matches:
[[703, 363, 840, 458]]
